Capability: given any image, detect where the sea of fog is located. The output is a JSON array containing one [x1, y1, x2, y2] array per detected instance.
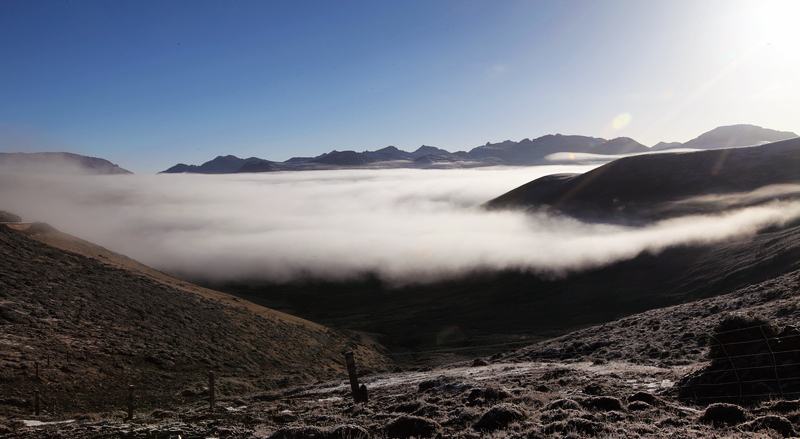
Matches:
[[3, 165, 800, 285]]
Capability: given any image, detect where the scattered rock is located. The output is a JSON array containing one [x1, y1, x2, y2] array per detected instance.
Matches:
[[745, 415, 796, 437], [466, 387, 511, 405], [385, 415, 442, 439], [418, 380, 437, 392], [544, 399, 583, 411], [472, 403, 527, 432], [699, 403, 748, 427]]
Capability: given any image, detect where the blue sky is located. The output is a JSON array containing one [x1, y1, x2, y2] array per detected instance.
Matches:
[[2, 0, 799, 174]]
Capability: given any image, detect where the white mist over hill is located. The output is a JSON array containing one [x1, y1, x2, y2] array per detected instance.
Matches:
[[2, 166, 800, 285]]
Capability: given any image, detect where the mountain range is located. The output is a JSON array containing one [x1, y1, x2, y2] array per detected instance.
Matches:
[[161, 124, 797, 174]]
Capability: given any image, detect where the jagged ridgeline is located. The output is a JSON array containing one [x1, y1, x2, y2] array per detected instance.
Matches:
[[161, 124, 798, 174]]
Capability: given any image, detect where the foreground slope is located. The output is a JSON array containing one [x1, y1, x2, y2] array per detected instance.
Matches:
[[0, 218, 392, 416], [9, 268, 800, 438]]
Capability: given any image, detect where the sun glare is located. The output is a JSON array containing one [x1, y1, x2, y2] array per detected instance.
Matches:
[[612, 113, 631, 130], [753, 1, 800, 46]]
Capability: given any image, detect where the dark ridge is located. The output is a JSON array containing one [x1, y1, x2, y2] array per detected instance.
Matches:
[[485, 137, 800, 222], [161, 155, 267, 174], [590, 137, 648, 155], [310, 150, 372, 166]]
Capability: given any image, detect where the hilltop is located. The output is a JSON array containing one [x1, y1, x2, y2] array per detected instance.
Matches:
[[0, 153, 132, 175], [653, 124, 798, 151]]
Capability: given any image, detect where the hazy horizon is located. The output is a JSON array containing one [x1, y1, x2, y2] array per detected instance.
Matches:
[[3, 165, 800, 286]]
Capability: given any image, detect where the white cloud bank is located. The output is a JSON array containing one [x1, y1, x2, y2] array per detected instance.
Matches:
[[2, 166, 800, 285]]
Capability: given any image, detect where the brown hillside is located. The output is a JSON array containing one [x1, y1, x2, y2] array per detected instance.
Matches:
[[0, 218, 392, 416]]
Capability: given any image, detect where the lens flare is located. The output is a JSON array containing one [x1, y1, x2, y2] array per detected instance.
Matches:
[[612, 113, 631, 130]]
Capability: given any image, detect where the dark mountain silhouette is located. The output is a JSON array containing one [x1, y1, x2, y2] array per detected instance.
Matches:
[[590, 137, 648, 155], [236, 160, 275, 173], [651, 141, 682, 150], [682, 124, 796, 150], [0, 152, 132, 175], [410, 145, 453, 158], [162, 155, 267, 174], [465, 134, 622, 164], [485, 137, 800, 223], [310, 150, 371, 166], [651, 124, 797, 151], [362, 146, 411, 161], [158, 125, 797, 173]]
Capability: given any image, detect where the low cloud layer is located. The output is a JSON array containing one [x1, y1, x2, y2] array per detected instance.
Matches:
[[2, 166, 800, 285]]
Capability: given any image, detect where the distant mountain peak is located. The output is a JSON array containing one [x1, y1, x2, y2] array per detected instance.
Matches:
[[680, 124, 797, 150], [0, 152, 132, 175]]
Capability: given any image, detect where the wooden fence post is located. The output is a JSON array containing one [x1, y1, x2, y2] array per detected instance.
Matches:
[[344, 352, 361, 403], [127, 385, 135, 420], [209, 371, 215, 410]]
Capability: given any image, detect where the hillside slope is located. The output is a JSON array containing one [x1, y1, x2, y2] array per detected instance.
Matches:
[[0, 152, 131, 175], [0, 219, 392, 416], [485, 137, 800, 222]]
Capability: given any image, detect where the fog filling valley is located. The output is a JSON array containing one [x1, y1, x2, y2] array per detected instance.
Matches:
[[3, 165, 800, 285]]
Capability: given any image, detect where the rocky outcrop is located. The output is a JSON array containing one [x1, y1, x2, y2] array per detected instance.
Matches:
[[679, 314, 800, 405]]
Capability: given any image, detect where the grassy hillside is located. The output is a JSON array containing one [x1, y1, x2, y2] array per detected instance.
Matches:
[[0, 220, 392, 416]]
